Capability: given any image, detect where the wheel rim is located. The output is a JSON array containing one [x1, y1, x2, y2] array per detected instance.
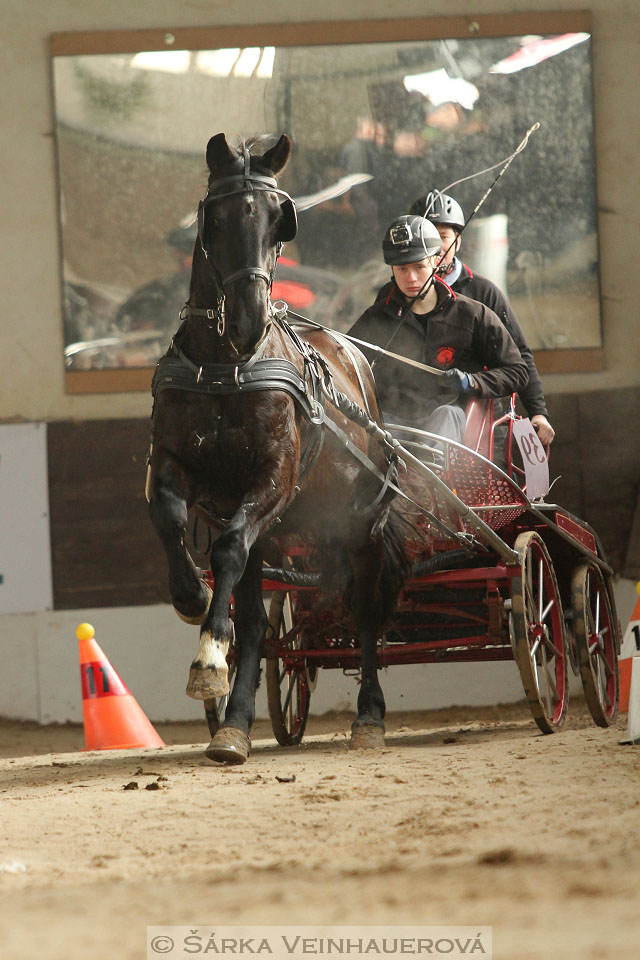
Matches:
[[266, 591, 311, 745], [572, 563, 618, 725], [511, 532, 568, 733]]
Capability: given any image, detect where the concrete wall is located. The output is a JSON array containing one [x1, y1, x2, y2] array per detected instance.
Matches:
[[1, 0, 639, 722], [0, 603, 533, 724]]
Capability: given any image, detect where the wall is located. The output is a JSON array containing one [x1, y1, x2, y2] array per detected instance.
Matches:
[[1, 0, 639, 722], [0, 604, 535, 724], [2, 0, 639, 425]]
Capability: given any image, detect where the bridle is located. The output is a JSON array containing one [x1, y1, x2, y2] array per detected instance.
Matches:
[[185, 148, 297, 344]]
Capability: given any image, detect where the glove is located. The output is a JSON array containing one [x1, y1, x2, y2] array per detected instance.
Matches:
[[440, 368, 477, 394]]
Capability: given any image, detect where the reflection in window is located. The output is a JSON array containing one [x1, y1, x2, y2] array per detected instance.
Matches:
[[52, 33, 600, 371]]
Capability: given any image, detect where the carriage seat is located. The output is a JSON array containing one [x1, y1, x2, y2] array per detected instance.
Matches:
[[463, 397, 495, 459], [462, 396, 514, 469]]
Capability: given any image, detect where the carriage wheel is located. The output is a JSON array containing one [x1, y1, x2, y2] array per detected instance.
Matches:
[[266, 591, 313, 746], [510, 531, 568, 733], [571, 562, 619, 726], [203, 659, 236, 738]]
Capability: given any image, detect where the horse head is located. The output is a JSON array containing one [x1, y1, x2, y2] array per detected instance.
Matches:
[[190, 133, 296, 359]]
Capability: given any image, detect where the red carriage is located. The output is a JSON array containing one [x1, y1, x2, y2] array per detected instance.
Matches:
[[205, 392, 621, 746], [149, 132, 619, 762]]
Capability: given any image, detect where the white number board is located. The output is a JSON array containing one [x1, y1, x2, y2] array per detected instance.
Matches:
[[512, 418, 550, 500]]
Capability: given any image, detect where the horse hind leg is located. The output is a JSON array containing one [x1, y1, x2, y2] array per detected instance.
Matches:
[[175, 579, 213, 626], [348, 534, 387, 751]]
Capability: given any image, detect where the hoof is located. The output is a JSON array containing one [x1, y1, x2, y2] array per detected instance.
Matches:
[[186, 664, 229, 700], [350, 721, 385, 751], [174, 580, 213, 626], [206, 727, 251, 764]]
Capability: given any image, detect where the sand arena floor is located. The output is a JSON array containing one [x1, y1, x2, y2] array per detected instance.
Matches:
[[1, 699, 639, 960]]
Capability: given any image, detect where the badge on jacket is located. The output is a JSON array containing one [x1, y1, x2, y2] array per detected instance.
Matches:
[[436, 346, 455, 366]]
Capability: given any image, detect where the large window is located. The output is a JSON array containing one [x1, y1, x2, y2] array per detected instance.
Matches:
[[51, 12, 601, 392]]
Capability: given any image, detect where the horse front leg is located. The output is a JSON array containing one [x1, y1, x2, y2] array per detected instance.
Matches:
[[185, 515, 250, 703], [148, 456, 212, 624], [348, 532, 387, 750], [205, 546, 267, 764], [186, 486, 284, 751]]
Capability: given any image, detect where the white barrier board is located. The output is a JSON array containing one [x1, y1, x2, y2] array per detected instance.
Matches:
[[0, 422, 53, 613]]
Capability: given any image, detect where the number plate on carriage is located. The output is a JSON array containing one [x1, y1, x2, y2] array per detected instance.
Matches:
[[512, 418, 549, 499]]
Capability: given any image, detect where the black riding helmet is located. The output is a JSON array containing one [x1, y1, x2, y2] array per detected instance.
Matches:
[[382, 215, 442, 265], [409, 191, 465, 233]]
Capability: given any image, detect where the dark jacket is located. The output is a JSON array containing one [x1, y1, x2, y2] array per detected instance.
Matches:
[[376, 264, 548, 418], [449, 264, 548, 418], [349, 277, 529, 428]]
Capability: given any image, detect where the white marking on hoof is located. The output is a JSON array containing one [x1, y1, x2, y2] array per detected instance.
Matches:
[[174, 580, 213, 626], [186, 623, 233, 700]]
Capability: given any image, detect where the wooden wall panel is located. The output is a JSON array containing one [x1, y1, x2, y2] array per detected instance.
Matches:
[[46, 390, 640, 610], [544, 386, 640, 576], [47, 419, 169, 609]]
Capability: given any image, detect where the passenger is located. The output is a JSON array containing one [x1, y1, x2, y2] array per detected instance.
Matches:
[[348, 215, 529, 445], [408, 191, 555, 446]]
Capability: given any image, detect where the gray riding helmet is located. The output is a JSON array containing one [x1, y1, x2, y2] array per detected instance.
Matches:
[[409, 191, 465, 233], [382, 215, 442, 265]]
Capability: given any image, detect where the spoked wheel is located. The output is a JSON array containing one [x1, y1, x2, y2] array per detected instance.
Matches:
[[203, 658, 236, 738], [266, 591, 314, 746], [571, 561, 619, 726], [510, 531, 568, 733]]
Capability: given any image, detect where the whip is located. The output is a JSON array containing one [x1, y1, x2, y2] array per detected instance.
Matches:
[[381, 122, 542, 356]]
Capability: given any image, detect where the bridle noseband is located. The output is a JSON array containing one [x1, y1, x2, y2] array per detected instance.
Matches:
[[186, 148, 298, 344]]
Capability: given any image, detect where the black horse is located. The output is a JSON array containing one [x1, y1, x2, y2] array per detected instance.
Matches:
[[147, 133, 406, 763]]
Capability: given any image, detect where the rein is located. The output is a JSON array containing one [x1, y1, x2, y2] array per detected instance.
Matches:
[[152, 314, 473, 541], [283, 310, 447, 377]]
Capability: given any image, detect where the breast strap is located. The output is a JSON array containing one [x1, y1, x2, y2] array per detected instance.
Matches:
[[152, 351, 323, 425], [151, 338, 401, 516]]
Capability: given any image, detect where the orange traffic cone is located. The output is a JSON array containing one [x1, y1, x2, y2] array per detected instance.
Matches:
[[619, 583, 640, 712], [77, 623, 164, 750]]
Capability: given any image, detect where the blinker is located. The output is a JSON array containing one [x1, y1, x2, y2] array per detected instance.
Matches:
[[277, 198, 298, 243]]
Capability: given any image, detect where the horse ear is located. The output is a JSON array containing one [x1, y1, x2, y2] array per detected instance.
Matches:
[[206, 133, 235, 172], [261, 134, 292, 176]]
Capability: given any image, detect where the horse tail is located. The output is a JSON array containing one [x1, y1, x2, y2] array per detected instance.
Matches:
[[380, 505, 412, 626]]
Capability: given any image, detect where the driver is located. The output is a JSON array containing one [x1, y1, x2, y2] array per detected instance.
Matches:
[[347, 215, 529, 443], [409, 191, 555, 446]]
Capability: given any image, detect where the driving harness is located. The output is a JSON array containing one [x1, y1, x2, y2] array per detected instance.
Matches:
[[150, 146, 477, 538], [151, 144, 401, 517], [190, 148, 298, 338], [152, 308, 400, 515]]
